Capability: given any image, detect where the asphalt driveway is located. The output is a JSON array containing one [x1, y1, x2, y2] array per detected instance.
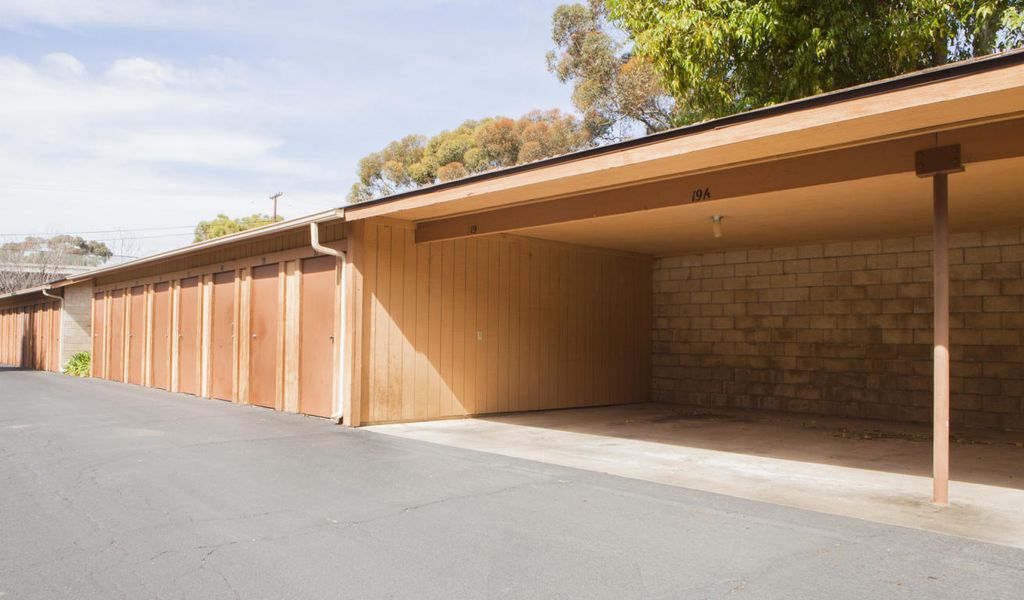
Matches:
[[2, 368, 1022, 599]]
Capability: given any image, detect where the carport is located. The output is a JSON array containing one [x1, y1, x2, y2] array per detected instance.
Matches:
[[340, 51, 1024, 506]]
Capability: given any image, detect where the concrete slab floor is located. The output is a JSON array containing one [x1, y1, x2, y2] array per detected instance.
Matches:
[[368, 402, 1024, 549]]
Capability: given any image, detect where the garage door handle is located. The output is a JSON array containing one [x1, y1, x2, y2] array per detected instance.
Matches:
[[252, 334, 257, 338]]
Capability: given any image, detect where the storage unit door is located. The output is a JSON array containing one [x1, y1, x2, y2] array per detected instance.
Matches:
[[1, 310, 7, 365], [92, 293, 106, 378], [249, 264, 279, 409], [108, 291, 126, 381], [209, 272, 236, 401], [127, 287, 146, 384], [299, 255, 337, 417], [28, 307, 39, 369], [151, 283, 171, 390], [178, 278, 201, 395]]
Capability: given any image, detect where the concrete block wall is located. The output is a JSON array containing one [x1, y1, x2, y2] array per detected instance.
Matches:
[[61, 281, 94, 369], [652, 227, 1024, 431]]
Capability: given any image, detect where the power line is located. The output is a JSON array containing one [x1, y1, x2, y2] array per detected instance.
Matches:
[[0, 225, 195, 237], [71, 232, 195, 243]]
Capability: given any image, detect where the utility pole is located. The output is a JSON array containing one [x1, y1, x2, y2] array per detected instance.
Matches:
[[270, 192, 283, 221]]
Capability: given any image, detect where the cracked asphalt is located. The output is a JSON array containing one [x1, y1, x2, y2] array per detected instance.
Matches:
[[2, 368, 1023, 599]]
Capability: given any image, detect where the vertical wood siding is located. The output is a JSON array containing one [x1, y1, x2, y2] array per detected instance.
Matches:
[[0, 300, 62, 372], [355, 222, 652, 424]]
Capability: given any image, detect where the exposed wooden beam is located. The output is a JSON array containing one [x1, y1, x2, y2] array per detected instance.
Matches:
[[415, 118, 1024, 244]]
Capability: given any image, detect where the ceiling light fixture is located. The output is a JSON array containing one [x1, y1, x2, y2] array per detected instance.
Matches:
[[711, 215, 724, 238]]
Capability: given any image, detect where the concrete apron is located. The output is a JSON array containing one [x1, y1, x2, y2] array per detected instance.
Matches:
[[367, 403, 1024, 549]]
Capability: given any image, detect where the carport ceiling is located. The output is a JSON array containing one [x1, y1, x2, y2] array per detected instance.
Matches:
[[513, 156, 1024, 256]]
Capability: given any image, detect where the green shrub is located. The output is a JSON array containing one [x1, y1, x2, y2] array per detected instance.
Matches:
[[64, 351, 90, 377]]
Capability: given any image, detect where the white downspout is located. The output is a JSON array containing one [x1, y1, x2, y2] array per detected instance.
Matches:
[[40, 288, 64, 372], [310, 221, 344, 259], [310, 221, 347, 423]]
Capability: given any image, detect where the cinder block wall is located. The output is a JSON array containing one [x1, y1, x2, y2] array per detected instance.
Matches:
[[652, 227, 1024, 430], [61, 281, 94, 368]]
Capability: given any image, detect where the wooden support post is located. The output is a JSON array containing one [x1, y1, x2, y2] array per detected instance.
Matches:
[[283, 260, 301, 414], [237, 267, 251, 405], [144, 284, 154, 387], [170, 282, 180, 393], [932, 173, 950, 506], [916, 144, 961, 506], [200, 274, 213, 398]]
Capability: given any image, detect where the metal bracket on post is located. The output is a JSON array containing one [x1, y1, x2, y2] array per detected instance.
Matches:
[[916, 144, 963, 506], [916, 144, 964, 177]]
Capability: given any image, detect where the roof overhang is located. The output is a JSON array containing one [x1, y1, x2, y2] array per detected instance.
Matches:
[[46, 208, 345, 288]]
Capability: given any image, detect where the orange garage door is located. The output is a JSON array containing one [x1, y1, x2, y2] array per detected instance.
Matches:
[[249, 265, 280, 409], [127, 287, 146, 385], [178, 278, 201, 395], [151, 282, 172, 390], [209, 272, 236, 401], [299, 255, 337, 417]]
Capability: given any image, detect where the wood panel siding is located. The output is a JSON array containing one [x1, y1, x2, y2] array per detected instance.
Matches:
[[209, 271, 236, 401], [177, 277, 201, 395], [0, 302, 60, 371], [352, 222, 652, 425], [92, 293, 106, 377], [151, 282, 172, 389], [249, 264, 281, 409], [0, 300, 63, 372]]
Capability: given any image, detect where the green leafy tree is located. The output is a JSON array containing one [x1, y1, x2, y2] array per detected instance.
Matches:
[[348, 110, 592, 202], [547, 1, 676, 140], [193, 213, 283, 243], [606, 0, 1024, 123]]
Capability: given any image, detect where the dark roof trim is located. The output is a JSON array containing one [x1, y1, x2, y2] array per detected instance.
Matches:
[[350, 49, 1024, 210]]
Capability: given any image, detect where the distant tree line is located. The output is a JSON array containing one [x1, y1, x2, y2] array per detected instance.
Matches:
[[193, 213, 283, 243], [0, 235, 114, 294]]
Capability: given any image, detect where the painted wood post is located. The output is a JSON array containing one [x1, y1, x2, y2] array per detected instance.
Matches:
[[915, 144, 962, 506], [932, 173, 950, 505]]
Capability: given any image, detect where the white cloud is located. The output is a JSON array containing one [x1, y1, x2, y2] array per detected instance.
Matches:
[[40, 52, 86, 78], [0, 53, 346, 255], [106, 58, 180, 87], [0, 1, 577, 257]]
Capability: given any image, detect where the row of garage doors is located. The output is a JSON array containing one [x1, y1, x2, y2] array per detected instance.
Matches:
[[91, 254, 341, 418], [0, 301, 61, 372]]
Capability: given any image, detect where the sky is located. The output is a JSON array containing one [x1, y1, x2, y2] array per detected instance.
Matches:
[[0, 0, 575, 258]]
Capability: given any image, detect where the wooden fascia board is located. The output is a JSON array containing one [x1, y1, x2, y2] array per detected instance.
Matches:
[[345, 63, 1024, 223], [414, 117, 1024, 244]]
